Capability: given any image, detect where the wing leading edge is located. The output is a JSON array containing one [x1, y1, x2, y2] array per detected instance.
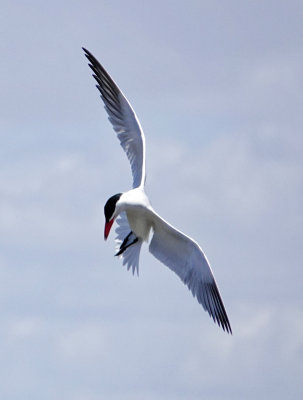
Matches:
[[149, 211, 232, 333], [83, 48, 146, 189]]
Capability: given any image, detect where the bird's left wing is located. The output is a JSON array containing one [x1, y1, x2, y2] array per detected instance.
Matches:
[[83, 48, 146, 189], [149, 211, 232, 333]]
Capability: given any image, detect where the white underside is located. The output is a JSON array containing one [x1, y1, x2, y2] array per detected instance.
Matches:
[[116, 188, 153, 241], [126, 208, 152, 241]]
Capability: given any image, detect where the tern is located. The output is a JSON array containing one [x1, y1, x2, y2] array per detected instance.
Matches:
[[83, 48, 232, 334]]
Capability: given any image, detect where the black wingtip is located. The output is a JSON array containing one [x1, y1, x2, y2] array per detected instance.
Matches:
[[82, 47, 89, 59], [207, 283, 232, 335], [82, 47, 96, 65]]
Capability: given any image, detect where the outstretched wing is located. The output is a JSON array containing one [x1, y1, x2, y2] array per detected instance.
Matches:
[[83, 48, 146, 189], [115, 212, 142, 275], [149, 212, 232, 334]]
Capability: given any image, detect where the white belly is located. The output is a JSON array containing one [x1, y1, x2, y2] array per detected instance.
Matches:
[[117, 188, 153, 241], [126, 207, 152, 241]]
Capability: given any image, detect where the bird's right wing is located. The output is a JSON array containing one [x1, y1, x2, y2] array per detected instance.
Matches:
[[149, 212, 232, 333], [83, 48, 146, 189]]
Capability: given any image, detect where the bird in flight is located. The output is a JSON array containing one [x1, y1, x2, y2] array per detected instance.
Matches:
[[83, 48, 232, 334]]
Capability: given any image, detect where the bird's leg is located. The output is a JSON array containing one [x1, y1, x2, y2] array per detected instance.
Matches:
[[119, 231, 132, 250], [115, 231, 138, 256]]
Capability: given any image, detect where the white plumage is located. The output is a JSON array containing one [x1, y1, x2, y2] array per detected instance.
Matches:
[[83, 48, 232, 333]]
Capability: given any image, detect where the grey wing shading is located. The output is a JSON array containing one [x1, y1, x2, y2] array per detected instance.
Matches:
[[115, 212, 143, 275], [83, 48, 146, 189], [149, 212, 232, 334]]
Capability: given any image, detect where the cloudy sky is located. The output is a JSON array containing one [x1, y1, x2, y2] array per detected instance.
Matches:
[[1, 1, 302, 399]]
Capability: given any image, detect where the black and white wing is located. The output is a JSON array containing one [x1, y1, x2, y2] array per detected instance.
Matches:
[[149, 212, 232, 334], [83, 48, 146, 189]]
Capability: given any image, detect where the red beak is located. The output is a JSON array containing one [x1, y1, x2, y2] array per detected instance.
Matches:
[[104, 219, 114, 240]]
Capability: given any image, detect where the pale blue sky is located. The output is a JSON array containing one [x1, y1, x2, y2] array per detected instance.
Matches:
[[1, 1, 303, 399]]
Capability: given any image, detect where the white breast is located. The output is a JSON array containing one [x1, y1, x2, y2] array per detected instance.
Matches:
[[126, 207, 152, 241], [118, 188, 153, 241]]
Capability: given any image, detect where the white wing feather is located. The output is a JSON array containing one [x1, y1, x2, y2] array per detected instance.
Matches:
[[115, 212, 142, 275], [149, 212, 232, 333], [83, 48, 146, 189]]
